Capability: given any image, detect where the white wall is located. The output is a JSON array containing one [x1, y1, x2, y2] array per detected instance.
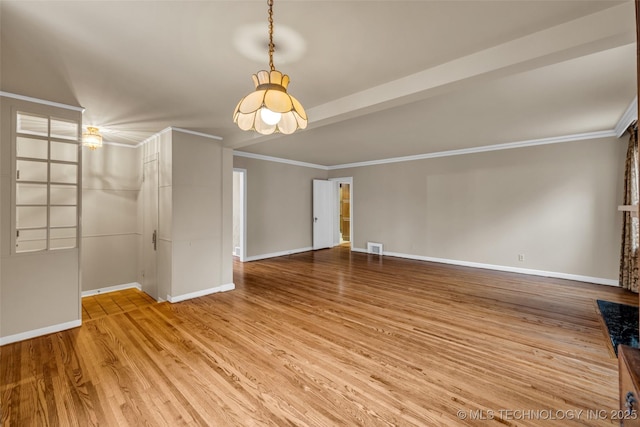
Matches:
[[232, 156, 329, 259], [329, 136, 626, 283], [142, 129, 233, 302], [170, 130, 233, 299], [1, 96, 82, 342], [82, 145, 141, 292]]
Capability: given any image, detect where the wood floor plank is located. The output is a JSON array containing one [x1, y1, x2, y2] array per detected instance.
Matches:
[[2, 246, 638, 426]]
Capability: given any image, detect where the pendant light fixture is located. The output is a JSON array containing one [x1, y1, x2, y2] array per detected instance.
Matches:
[[233, 0, 307, 135], [82, 126, 103, 150]]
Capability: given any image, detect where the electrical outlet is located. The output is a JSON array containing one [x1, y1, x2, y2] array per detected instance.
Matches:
[[518, 254, 525, 262]]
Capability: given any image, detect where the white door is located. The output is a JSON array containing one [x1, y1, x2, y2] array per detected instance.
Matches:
[[313, 179, 335, 250], [142, 159, 158, 300]]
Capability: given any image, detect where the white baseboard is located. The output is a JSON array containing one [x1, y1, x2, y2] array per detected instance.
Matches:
[[245, 247, 313, 262], [353, 248, 618, 286], [167, 282, 235, 303], [351, 247, 369, 254], [82, 282, 142, 297], [0, 319, 82, 346]]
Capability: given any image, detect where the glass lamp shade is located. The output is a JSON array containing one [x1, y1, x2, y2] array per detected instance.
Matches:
[[82, 127, 103, 150], [260, 108, 282, 125], [233, 70, 307, 135]]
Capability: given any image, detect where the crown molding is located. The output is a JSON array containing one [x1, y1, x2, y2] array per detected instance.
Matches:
[[0, 91, 85, 112], [102, 141, 138, 149], [135, 127, 173, 147], [327, 130, 616, 170], [615, 96, 637, 137], [171, 127, 223, 141], [134, 126, 223, 148], [232, 130, 617, 171], [233, 150, 329, 170]]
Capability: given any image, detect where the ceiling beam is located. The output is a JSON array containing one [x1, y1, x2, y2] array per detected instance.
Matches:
[[225, 2, 635, 150]]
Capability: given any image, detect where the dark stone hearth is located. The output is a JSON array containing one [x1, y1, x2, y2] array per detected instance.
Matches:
[[597, 300, 639, 357]]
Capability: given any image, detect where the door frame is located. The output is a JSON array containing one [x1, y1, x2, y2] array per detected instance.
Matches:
[[233, 168, 247, 262], [329, 177, 353, 247]]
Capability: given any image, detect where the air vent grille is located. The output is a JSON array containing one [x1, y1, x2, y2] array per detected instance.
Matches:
[[367, 242, 383, 255]]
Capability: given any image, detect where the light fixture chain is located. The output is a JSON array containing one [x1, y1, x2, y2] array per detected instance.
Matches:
[[233, 0, 307, 134], [268, 0, 275, 71]]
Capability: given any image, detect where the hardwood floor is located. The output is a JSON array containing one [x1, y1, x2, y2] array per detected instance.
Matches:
[[1, 246, 638, 426], [82, 288, 156, 320]]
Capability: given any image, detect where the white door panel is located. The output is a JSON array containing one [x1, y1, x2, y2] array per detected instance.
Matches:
[[313, 179, 335, 250]]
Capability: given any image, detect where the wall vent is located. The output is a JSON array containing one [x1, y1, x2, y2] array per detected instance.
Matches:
[[233, 247, 241, 257], [367, 242, 383, 255]]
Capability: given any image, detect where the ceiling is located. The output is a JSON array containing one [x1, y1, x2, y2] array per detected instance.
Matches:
[[1, 0, 636, 167]]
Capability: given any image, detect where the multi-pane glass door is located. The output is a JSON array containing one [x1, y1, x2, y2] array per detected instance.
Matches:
[[14, 111, 79, 253]]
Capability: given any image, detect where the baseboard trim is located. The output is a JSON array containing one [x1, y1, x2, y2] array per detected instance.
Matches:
[[167, 283, 235, 303], [245, 247, 313, 262], [1, 319, 82, 346], [351, 247, 369, 254], [82, 282, 142, 297], [353, 248, 618, 286]]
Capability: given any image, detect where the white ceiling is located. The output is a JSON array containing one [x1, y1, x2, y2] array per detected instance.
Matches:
[[1, 0, 636, 166]]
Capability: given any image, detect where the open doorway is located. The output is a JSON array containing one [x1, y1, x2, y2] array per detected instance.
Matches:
[[233, 168, 247, 262], [330, 177, 353, 248], [339, 183, 350, 245]]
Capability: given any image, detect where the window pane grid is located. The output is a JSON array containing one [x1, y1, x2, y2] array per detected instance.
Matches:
[[14, 112, 79, 253], [17, 159, 78, 166], [16, 181, 49, 186], [15, 132, 48, 140], [49, 159, 78, 166], [16, 159, 47, 165]]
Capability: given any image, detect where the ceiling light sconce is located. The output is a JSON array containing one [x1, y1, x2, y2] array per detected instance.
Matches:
[[82, 126, 103, 150], [233, 0, 307, 135]]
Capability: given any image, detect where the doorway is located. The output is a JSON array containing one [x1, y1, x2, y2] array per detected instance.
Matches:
[[233, 168, 246, 261], [329, 177, 353, 248], [142, 156, 158, 300], [339, 183, 351, 245]]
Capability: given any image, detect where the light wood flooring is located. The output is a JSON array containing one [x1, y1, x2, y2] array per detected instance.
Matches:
[[1, 246, 638, 426], [82, 288, 156, 320]]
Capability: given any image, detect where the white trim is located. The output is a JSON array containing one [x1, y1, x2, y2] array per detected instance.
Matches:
[[136, 127, 172, 148], [232, 130, 617, 171], [135, 127, 223, 148], [167, 283, 235, 303], [0, 91, 85, 112], [381, 250, 618, 286], [233, 151, 328, 170], [171, 127, 223, 141], [615, 96, 638, 138], [103, 141, 138, 149], [233, 168, 248, 262], [351, 247, 369, 254], [328, 130, 616, 170], [245, 247, 312, 262], [0, 319, 82, 346], [81, 282, 142, 298]]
